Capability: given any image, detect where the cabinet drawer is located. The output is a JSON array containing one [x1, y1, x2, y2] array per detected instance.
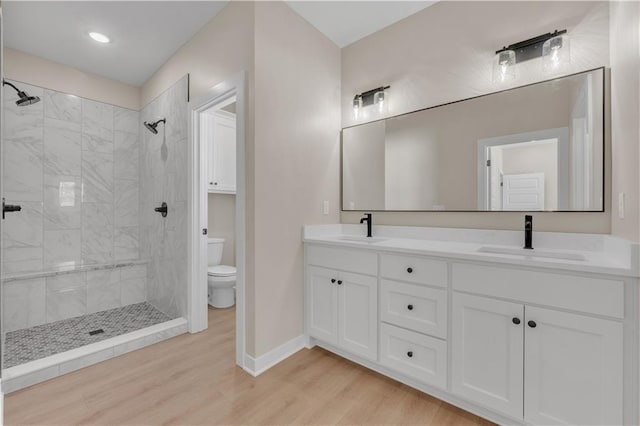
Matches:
[[380, 254, 447, 287], [306, 244, 377, 276], [379, 323, 447, 389], [452, 263, 624, 319], [380, 280, 447, 338]]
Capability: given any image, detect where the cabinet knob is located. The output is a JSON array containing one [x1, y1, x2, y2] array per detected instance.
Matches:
[[214, 182, 218, 185], [407, 304, 414, 311], [528, 320, 537, 328], [331, 279, 336, 283], [407, 267, 413, 274], [337, 280, 343, 285], [407, 351, 413, 358], [512, 317, 521, 325], [209, 182, 213, 185]]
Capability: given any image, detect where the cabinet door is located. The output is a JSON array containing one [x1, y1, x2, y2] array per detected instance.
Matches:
[[452, 293, 524, 420], [524, 306, 623, 425], [307, 266, 338, 345], [201, 114, 216, 192], [338, 271, 378, 361], [211, 112, 236, 193]]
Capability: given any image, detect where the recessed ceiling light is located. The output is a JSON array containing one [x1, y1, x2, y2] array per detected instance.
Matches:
[[89, 32, 110, 44]]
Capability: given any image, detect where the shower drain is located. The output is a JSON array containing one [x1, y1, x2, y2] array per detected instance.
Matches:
[[89, 329, 105, 336]]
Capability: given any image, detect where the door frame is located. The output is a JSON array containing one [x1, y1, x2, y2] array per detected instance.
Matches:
[[188, 71, 246, 367]]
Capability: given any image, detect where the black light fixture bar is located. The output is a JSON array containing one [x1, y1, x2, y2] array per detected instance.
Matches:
[[496, 29, 567, 63], [354, 85, 390, 107]]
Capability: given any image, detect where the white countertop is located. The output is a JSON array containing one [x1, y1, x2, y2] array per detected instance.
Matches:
[[303, 225, 640, 278]]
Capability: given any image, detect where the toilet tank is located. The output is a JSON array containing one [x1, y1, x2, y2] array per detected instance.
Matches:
[[207, 238, 225, 266]]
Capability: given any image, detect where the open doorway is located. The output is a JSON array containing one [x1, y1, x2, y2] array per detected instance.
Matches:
[[189, 73, 246, 368], [477, 127, 569, 211]]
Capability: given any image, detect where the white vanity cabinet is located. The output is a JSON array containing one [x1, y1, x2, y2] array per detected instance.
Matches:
[[451, 263, 624, 425], [204, 110, 236, 194], [303, 235, 635, 426], [306, 246, 378, 361]]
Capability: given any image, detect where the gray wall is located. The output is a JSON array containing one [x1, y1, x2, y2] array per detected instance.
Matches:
[[139, 76, 189, 319], [2, 80, 140, 274]]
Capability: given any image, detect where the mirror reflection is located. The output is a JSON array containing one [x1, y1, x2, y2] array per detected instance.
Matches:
[[342, 68, 604, 212]]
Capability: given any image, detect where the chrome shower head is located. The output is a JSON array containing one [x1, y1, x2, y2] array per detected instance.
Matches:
[[144, 118, 166, 134], [3, 80, 41, 107]]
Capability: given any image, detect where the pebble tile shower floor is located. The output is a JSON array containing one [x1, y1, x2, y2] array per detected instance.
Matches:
[[4, 302, 171, 368]]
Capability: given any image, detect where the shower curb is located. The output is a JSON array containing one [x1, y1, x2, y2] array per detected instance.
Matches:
[[2, 317, 188, 393]]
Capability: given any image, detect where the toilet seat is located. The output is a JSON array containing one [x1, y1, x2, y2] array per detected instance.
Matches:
[[208, 265, 236, 277]]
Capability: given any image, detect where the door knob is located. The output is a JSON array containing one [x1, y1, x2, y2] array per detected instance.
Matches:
[[407, 351, 413, 358], [407, 267, 413, 274], [407, 304, 414, 311]]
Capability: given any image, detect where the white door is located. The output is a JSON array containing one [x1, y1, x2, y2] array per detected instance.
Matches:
[[211, 111, 236, 193], [524, 306, 623, 425], [307, 266, 338, 345], [452, 293, 524, 420], [338, 271, 377, 361], [502, 172, 545, 211]]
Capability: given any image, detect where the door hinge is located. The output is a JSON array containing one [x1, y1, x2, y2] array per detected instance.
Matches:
[[202, 228, 208, 235]]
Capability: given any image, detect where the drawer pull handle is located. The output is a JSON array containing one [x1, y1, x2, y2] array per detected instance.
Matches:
[[407, 351, 413, 358], [512, 317, 520, 325], [407, 267, 413, 274], [331, 279, 336, 283], [407, 304, 414, 311], [337, 280, 343, 285], [528, 320, 537, 328]]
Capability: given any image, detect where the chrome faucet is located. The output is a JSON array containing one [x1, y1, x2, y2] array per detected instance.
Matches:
[[524, 215, 533, 250], [360, 213, 373, 238]]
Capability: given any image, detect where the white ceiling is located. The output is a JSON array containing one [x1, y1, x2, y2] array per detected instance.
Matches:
[[2, 1, 229, 86], [2, 1, 436, 87], [285, 1, 437, 48]]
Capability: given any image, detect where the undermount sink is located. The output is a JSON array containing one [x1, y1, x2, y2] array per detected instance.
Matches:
[[337, 235, 387, 244], [477, 246, 586, 261]]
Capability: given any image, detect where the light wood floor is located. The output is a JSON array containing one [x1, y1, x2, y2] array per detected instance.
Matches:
[[5, 307, 494, 425]]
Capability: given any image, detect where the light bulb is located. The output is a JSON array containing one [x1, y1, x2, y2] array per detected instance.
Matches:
[[493, 50, 516, 83]]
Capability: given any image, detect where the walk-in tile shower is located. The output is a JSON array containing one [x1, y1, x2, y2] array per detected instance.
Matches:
[[1, 76, 190, 390]]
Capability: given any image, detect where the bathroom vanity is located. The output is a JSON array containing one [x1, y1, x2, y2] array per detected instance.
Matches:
[[303, 224, 639, 426]]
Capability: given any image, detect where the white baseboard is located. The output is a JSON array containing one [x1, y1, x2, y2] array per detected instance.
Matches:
[[243, 334, 305, 377]]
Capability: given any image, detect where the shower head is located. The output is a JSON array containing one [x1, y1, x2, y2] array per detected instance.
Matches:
[[3, 80, 41, 107], [144, 118, 166, 134]]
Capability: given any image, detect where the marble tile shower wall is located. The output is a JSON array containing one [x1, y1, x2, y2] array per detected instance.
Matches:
[[139, 76, 188, 319], [2, 80, 140, 275]]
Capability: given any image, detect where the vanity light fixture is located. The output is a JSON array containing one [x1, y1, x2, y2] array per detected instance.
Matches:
[[493, 29, 568, 82], [89, 31, 111, 44], [353, 85, 390, 119]]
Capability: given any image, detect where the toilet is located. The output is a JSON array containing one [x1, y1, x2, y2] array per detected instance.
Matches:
[[207, 238, 237, 308]]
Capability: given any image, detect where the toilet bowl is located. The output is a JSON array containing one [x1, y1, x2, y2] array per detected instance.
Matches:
[[207, 238, 236, 308]]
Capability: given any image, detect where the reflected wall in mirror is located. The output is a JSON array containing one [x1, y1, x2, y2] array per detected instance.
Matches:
[[342, 68, 605, 212]]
